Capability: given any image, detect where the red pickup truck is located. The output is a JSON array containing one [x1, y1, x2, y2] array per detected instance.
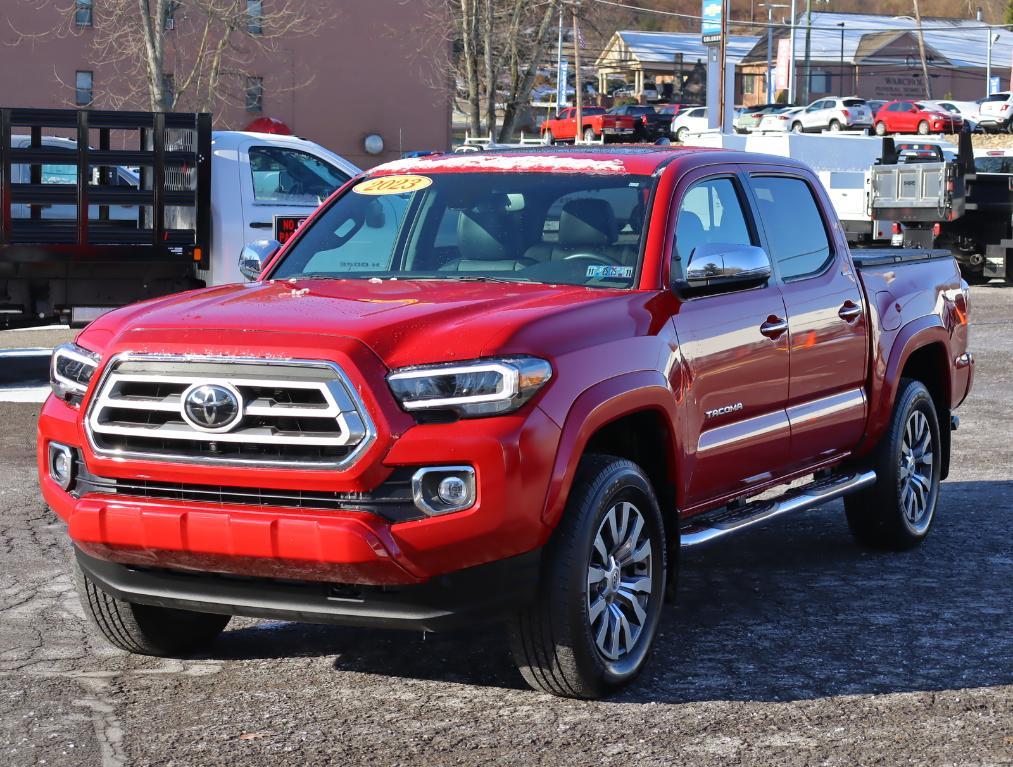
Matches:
[[541, 106, 637, 143], [39, 147, 973, 699]]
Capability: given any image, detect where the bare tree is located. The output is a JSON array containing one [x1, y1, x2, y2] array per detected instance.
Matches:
[[14, 0, 323, 117]]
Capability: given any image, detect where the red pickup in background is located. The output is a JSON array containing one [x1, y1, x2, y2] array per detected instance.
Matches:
[[540, 106, 637, 143]]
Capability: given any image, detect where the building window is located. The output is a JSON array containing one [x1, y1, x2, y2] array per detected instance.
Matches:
[[809, 71, 831, 94], [247, 0, 263, 34], [162, 74, 175, 109], [75, 71, 93, 105], [75, 0, 92, 26], [246, 76, 263, 112]]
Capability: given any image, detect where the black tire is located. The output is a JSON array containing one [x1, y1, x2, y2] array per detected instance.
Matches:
[[844, 378, 942, 550], [509, 455, 668, 699], [74, 559, 230, 655], [875, 121, 887, 136], [917, 120, 930, 135]]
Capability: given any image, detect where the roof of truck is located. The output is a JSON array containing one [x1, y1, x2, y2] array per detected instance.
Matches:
[[370, 145, 726, 176]]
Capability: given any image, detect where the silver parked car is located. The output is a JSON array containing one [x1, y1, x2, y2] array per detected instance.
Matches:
[[789, 97, 873, 133]]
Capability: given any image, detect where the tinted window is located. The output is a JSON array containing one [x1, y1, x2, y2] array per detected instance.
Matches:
[[751, 176, 832, 280], [842, 99, 865, 107], [673, 177, 753, 279], [248, 146, 350, 205]]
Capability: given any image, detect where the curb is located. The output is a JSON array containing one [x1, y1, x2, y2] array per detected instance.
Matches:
[[0, 348, 52, 386]]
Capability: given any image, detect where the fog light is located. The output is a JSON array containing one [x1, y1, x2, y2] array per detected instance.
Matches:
[[411, 467, 475, 516], [438, 476, 467, 504], [48, 442, 74, 490]]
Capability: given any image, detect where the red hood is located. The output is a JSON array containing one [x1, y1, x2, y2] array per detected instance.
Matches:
[[79, 279, 648, 369]]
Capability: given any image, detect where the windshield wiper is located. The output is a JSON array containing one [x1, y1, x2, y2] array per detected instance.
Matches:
[[411, 275, 532, 284]]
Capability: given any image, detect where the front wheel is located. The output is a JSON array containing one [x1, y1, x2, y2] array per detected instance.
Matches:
[[509, 455, 668, 698], [676, 126, 689, 143], [543, 130, 555, 145], [844, 378, 941, 550], [917, 120, 930, 135], [74, 558, 231, 655]]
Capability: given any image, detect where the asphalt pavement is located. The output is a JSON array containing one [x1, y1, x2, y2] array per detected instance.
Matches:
[[1, 286, 1011, 766]]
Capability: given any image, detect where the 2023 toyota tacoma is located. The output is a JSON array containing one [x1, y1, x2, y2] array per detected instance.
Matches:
[[38, 147, 973, 699]]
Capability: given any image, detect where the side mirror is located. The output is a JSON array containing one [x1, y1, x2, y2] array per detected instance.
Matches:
[[677, 242, 772, 293], [238, 239, 280, 281]]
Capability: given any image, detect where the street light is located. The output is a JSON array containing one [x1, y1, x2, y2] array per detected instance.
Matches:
[[759, 2, 789, 102]]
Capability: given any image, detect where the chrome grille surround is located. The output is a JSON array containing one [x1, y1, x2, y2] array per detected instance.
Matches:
[[85, 354, 375, 469]]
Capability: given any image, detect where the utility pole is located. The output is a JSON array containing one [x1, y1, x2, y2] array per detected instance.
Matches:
[[573, 3, 583, 141], [802, 0, 812, 104], [838, 22, 845, 97], [787, 0, 797, 103], [718, 0, 728, 131], [912, 0, 931, 99]]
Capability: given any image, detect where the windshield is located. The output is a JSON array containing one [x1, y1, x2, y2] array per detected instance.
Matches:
[[269, 171, 655, 289]]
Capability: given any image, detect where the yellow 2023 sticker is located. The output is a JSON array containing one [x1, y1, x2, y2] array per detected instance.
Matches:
[[353, 175, 433, 195]]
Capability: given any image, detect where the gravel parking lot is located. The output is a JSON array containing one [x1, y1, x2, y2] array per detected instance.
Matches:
[[1, 286, 1011, 766]]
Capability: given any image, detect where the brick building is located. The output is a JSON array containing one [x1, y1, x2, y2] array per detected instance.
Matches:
[[0, 1, 452, 167]]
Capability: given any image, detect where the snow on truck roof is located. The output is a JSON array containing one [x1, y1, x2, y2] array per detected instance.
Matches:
[[370, 146, 722, 176]]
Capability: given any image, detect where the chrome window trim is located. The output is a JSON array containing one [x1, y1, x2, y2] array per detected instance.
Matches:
[[84, 353, 376, 470]]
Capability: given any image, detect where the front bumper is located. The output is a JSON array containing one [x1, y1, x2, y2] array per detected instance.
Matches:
[[75, 545, 541, 631], [39, 382, 562, 590]]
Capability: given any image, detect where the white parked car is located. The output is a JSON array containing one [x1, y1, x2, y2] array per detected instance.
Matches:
[[756, 106, 804, 132], [671, 106, 709, 142], [790, 97, 873, 133], [976, 92, 1013, 133]]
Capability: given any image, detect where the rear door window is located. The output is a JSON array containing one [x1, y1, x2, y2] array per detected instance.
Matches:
[[750, 176, 832, 281]]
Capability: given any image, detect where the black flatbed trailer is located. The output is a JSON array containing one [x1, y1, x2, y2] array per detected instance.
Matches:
[[0, 108, 211, 326]]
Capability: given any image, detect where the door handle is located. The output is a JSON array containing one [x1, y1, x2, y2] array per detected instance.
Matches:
[[249, 221, 273, 229], [760, 316, 789, 339], [838, 301, 863, 323]]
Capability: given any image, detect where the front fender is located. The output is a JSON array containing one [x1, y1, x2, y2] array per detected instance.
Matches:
[[539, 370, 679, 528]]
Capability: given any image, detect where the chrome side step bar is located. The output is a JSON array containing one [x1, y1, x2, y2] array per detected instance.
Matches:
[[680, 470, 877, 548]]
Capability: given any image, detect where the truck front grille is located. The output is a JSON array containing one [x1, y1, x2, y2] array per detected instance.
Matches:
[[85, 356, 374, 468]]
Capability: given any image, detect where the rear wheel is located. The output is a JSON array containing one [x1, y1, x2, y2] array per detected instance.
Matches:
[[829, 119, 842, 132], [875, 121, 887, 136], [583, 127, 596, 143], [917, 120, 930, 135], [509, 455, 668, 698], [844, 379, 941, 550], [791, 121, 804, 134], [74, 559, 230, 655]]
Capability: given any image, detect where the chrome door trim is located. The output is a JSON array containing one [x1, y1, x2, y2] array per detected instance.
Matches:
[[786, 388, 866, 427], [697, 409, 790, 454]]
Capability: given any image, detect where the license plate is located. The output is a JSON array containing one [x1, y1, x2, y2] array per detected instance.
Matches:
[[891, 232, 904, 247]]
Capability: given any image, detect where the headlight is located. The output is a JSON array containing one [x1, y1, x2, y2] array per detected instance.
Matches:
[[50, 343, 100, 405], [387, 356, 552, 418]]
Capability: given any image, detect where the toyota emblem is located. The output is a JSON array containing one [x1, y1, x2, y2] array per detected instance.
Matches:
[[181, 383, 243, 433]]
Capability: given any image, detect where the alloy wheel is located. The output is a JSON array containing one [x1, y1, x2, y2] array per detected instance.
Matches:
[[586, 501, 654, 661], [899, 409, 936, 533]]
